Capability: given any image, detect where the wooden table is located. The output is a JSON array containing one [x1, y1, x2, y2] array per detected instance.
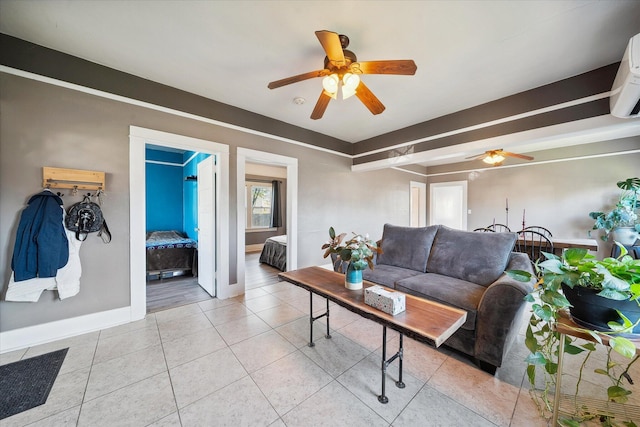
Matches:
[[550, 238, 598, 251], [516, 237, 598, 256], [278, 266, 467, 403]]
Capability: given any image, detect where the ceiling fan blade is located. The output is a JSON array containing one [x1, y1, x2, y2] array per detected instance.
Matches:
[[503, 152, 534, 161], [354, 60, 417, 75], [465, 153, 488, 160], [315, 30, 346, 67], [268, 69, 329, 89], [311, 90, 332, 120], [355, 81, 385, 115]]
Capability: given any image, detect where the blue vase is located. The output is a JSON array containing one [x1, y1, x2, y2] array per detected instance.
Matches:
[[345, 263, 363, 290]]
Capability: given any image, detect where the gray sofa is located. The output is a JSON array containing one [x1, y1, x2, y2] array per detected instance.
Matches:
[[348, 223, 535, 373]]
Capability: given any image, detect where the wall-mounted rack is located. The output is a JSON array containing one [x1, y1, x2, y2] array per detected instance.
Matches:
[[43, 167, 106, 191]]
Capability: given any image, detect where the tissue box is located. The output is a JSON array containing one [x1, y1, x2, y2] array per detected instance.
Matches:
[[364, 285, 406, 315]]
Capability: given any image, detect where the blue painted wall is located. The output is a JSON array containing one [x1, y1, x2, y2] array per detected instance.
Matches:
[[145, 148, 183, 232], [183, 151, 211, 241]]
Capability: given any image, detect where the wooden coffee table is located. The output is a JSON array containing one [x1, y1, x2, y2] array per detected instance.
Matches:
[[278, 266, 467, 403]]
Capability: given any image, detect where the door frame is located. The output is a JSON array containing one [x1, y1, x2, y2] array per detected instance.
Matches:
[[410, 181, 427, 227], [129, 126, 229, 321], [236, 148, 298, 290]]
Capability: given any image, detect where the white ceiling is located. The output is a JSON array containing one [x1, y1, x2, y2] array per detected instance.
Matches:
[[1, 0, 639, 163]]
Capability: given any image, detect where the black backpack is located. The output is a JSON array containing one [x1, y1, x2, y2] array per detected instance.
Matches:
[[65, 195, 111, 242]]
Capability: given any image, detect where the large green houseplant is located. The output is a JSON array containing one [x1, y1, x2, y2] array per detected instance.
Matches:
[[589, 177, 640, 243], [508, 245, 640, 426]]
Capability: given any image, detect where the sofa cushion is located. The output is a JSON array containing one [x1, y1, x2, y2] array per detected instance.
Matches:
[[395, 273, 485, 331], [426, 226, 516, 286], [376, 224, 439, 272], [363, 264, 425, 288]]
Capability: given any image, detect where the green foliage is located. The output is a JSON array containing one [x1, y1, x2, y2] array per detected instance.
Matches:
[[321, 227, 382, 272], [508, 246, 640, 425], [590, 177, 640, 241]]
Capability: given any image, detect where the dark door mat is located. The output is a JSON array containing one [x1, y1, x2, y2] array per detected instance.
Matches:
[[0, 348, 68, 420]]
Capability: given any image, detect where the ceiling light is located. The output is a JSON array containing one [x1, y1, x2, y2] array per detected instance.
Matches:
[[342, 73, 360, 99], [483, 154, 505, 165], [322, 74, 339, 99]]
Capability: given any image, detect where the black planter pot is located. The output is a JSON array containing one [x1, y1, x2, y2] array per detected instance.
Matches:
[[562, 283, 640, 336]]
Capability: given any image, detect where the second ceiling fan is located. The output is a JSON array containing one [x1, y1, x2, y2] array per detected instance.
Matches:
[[268, 30, 417, 119], [467, 149, 534, 166]]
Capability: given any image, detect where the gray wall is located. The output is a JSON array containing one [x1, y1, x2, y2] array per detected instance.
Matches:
[[0, 73, 420, 332], [426, 137, 640, 259]]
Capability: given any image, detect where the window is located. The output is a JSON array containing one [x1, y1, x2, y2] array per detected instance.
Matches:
[[246, 182, 273, 230]]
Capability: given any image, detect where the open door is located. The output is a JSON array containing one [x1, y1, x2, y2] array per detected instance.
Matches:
[[197, 156, 216, 296]]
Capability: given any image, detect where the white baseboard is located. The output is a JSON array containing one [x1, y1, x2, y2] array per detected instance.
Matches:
[[0, 306, 132, 354]]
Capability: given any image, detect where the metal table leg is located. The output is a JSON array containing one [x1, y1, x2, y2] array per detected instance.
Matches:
[[308, 292, 331, 347], [378, 326, 405, 404]]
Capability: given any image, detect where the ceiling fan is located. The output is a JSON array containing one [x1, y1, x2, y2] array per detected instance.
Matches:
[[466, 149, 534, 166], [267, 30, 417, 120]]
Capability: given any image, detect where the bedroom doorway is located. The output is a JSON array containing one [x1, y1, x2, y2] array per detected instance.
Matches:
[[129, 126, 230, 321], [236, 148, 298, 293]]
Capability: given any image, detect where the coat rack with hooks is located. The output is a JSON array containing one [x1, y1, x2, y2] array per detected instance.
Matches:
[[43, 167, 106, 191]]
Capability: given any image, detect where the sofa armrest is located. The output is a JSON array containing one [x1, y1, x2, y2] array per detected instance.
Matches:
[[473, 252, 535, 367]]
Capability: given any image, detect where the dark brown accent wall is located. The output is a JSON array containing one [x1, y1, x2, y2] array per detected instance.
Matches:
[[353, 98, 611, 165], [0, 33, 353, 156], [353, 64, 618, 156]]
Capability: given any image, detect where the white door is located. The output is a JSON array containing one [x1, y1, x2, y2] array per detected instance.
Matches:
[[430, 181, 468, 230], [197, 156, 216, 296]]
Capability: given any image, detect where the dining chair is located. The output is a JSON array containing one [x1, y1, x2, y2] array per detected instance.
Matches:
[[486, 223, 511, 232], [473, 227, 495, 232], [522, 225, 553, 239], [515, 229, 554, 267]]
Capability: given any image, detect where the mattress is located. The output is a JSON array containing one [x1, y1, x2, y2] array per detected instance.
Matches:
[[146, 230, 197, 273]]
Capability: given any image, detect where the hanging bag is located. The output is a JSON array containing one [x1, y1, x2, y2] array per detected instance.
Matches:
[[65, 195, 111, 242]]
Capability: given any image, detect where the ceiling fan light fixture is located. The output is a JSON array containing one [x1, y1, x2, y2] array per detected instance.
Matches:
[[483, 154, 505, 165], [341, 73, 360, 99], [322, 74, 339, 97]]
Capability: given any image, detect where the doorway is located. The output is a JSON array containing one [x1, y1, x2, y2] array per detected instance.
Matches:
[[410, 181, 426, 227], [236, 148, 298, 292], [129, 126, 230, 321]]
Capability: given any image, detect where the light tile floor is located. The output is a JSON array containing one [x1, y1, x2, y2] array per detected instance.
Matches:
[[2, 261, 637, 426]]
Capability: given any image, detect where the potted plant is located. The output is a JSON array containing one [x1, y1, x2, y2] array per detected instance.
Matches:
[[589, 177, 640, 245], [507, 244, 640, 426], [321, 227, 381, 290]]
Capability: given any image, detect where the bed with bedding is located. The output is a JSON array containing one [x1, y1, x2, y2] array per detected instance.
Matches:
[[146, 230, 197, 278], [259, 235, 287, 271]]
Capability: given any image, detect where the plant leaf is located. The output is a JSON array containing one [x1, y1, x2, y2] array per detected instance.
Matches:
[[539, 259, 564, 274], [505, 269, 532, 282], [563, 343, 584, 355], [525, 326, 538, 353], [525, 352, 547, 366], [610, 336, 637, 359], [329, 227, 335, 239], [608, 385, 631, 403]]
